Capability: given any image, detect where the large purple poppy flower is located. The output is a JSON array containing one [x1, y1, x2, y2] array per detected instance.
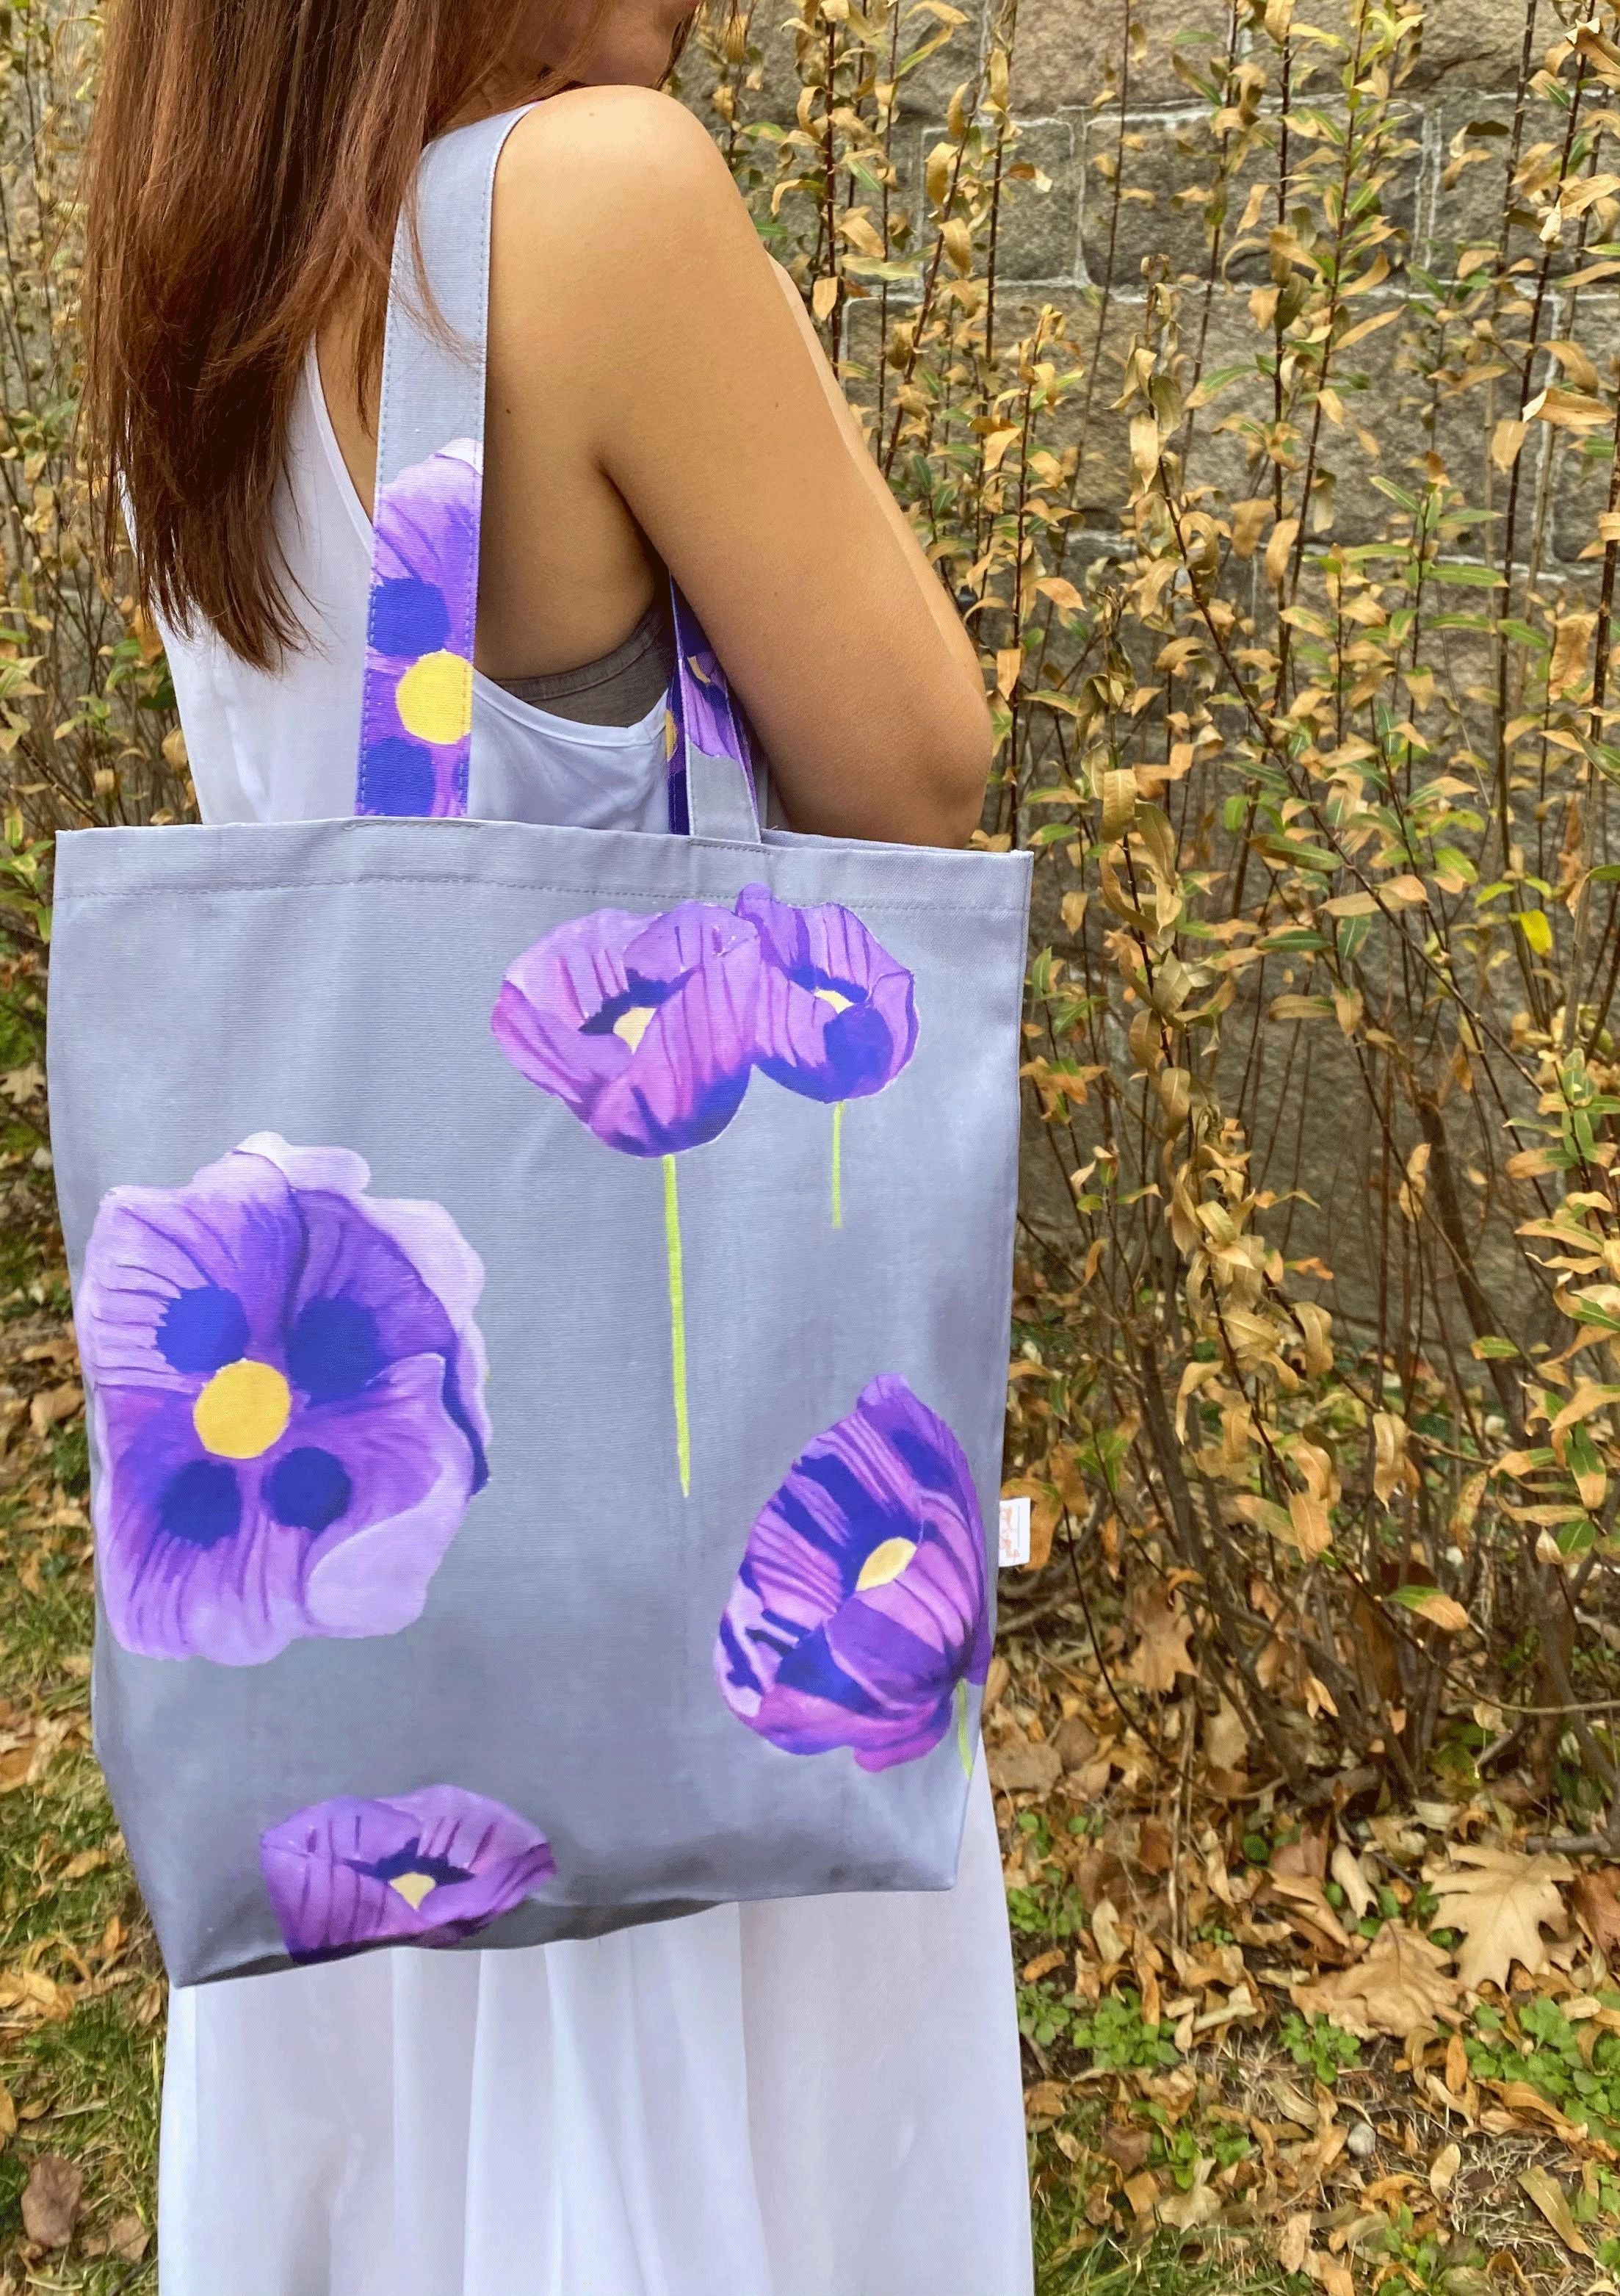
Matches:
[[734, 884, 918, 1105], [261, 1786, 555, 1961], [715, 1376, 991, 1772], [491, 903, 762, 1158], [358, 439, 480, 818], [77, 1135, 491, 1666]]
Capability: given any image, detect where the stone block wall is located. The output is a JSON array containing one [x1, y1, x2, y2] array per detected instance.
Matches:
[[682, 0, 1606, 577]]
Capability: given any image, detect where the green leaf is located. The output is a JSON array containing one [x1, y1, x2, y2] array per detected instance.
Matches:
[[1431, 562, 1507, 588]]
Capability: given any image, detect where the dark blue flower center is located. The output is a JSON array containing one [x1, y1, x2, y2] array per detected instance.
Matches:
[[371, 576, 450, 660], [366, 1843, 473, 1890], [580, 971, 682, 1038], [157, 1285, 250, 1376], [266, 1446, 352, 1534], [286, 1297, 385, 1404], [159, 1457, 242, 1548], [364, 737, 437, 815]]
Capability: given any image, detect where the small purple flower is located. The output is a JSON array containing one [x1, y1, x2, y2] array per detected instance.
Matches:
[[715, 1376, 991, 1772], [78, 1135, 490, 1667], [261, 1785, 555, 1961], [491, 903, 762, 1158], [358, 440, 481, 818], [665, 585, 755, 835], [735, 885, 918, 1105]]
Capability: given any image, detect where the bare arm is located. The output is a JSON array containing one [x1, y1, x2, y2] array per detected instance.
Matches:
[[493, 90, 993, 848]]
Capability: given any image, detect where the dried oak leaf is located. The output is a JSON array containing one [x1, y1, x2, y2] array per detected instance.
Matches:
[[1290, 1923, 1459, 2039], [1123, 1584, 1196, 1694], [21, 2153, 82, 2249], [1428, 1846, 1572, 1993]]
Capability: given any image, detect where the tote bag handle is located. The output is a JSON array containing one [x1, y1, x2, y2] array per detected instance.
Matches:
[[354, 106, 762, 845]]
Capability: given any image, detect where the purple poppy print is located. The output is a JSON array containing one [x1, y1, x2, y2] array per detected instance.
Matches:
[[261, 1786, 555, 1961], [734, 884, 918, 1227], [492, 903, 762, 1496], [358, 439, 480, 819], [736, 884, 918, 1105], [77, 1134, 491, 1667], [491, 903, 761, 1160], [665, 582, 755, 835], [715, 1375, 991, 1774]]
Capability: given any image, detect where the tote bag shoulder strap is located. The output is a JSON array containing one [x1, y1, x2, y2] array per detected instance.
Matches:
[[355, 107, 761, 844]]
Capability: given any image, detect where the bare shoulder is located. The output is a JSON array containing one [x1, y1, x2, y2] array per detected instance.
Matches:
[[496, 87, 751, 273]]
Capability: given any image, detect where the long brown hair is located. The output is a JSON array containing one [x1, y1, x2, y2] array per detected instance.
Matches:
[[84, 0, 601, 670]]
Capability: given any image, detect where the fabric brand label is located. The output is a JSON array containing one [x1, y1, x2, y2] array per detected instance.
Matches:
[[999, 1495, 1031, 1568]]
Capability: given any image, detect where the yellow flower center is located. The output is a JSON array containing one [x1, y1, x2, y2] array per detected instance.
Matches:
[[394, 649, 474, 746], [814, 987, 854, 1014], [387, 1871, 438, 1910], [856, 1537, 917, 1592], [192, 1360, 292, 1461], [613, 1006, 657, 1052]]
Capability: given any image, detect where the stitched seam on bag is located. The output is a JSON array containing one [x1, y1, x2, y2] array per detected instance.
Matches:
[[54, 878, 1029, 917]]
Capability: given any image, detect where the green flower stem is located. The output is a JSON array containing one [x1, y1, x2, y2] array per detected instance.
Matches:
[[832, 1100, 845, 1230], [663, 1153, 690, 1498], [955, 1678, 974, 1777]]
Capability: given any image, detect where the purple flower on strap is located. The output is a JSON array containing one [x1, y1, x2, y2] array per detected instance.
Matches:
[[359, 440, 480, 818], [491, 904, 761, 1159], [78, 1135, 490, 1666], [715, 1376, 990, 1772], [261, 1786, 555, 1961], [736, 886, 918, 1105]]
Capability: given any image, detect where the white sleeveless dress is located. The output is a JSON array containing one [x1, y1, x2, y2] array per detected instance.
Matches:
[[151, 348, 1034, 2296]]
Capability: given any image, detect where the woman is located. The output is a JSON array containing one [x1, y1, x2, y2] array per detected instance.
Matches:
[[84, 3, 1032, 2291]]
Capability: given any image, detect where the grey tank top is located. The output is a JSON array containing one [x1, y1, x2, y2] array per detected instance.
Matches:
[[493, 596, 675, 728]]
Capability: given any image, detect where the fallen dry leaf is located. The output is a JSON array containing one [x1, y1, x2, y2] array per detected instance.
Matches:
[[1123, 2167, 1160, 2217], [1306, 2250, 1354, 2296], [987, 1739, 1060, 1796], [0, 2082, 14, 2145], [1123, 1584, 1197, 1694], [1428, 1846, 1572, 1993], [1101, 2123, 1152, 2176], [1518, 2164, 1590, 2257], [1572, 1867, 1620, 1955], [106, 2213, 149, 2261], [0, 1063, 43, 1105], [1330, 1844, 1375, 1921], [1278, 2212, 1312, 2273], [1024, 2079, 1068, 2121], [21, 2154, 83, 2249], [1091, 1898, 1127, 1968], [1291, 1923, 1459, 2037], [1052, 1714, 1098, 1772], [1428, 2139, 1461, 2197], [1204, 1696, 1248, 1772], [28, 1382, 82, 1441], [1157, 2154, 1221, 2230]]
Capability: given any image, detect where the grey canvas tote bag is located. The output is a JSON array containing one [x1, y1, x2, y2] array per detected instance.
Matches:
[[46, 105, 1033, 1985]]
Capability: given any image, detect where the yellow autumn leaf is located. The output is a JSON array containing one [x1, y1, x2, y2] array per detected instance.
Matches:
[[1263, 516, 1299, 591]]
